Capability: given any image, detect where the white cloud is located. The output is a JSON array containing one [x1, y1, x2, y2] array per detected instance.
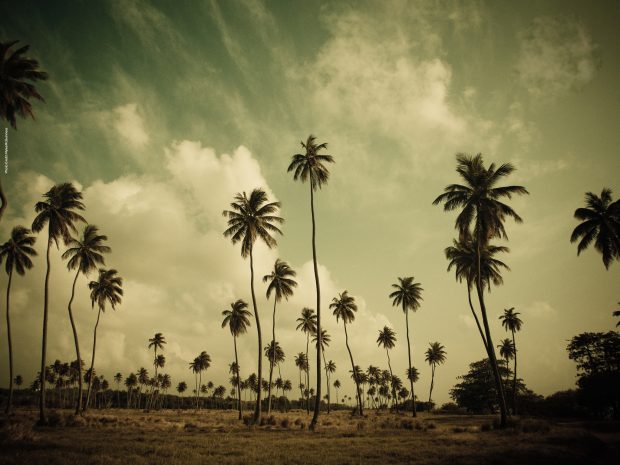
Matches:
[[521, 301, 557, 319], [459, 314, 476, 329], [112, 103, 149, 148]]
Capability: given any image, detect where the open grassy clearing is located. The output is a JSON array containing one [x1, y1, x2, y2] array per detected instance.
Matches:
[[1, 409, 619, 465]]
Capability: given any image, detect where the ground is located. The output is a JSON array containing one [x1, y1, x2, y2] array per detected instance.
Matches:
[[0, 409, 619, 464]]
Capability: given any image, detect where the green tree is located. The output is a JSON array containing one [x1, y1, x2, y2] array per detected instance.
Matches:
[[296, 307, 317, 414], [499, 308, 523, 414], [376, 326, 398, 410], [425, 342, 447, 405], [223, 188, 283, 424]]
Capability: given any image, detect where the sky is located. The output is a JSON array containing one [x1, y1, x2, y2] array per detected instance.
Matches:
[[0, 0, 619, 406]]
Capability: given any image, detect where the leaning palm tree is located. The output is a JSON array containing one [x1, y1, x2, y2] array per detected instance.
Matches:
[[83, 269, 123, 412], [222, 299, 252, 420], [433, 153, 528, 427], [330, 291, 363, 415], [32, 182, 86, 423], [424, 342, 447, 405], [296, 307, 317, 414], [376, 326, 398, 411], [570, 188, 620, 269], [499, 307, 523, 414], [0, 226, 36, 414], [497, 338, 515, 390], [389, 276, 423, 417], [61, 224, 109, 414], [263, 259, 297, 413], [288, 134, 335, 429], [223, 188, 283, 424], [0, 40, 49, 224]]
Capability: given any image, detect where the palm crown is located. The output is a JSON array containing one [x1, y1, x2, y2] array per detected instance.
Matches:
[[377, 326, 396, 350], [32, 183, 86, 247], [425, 342, 447, 366], [221, 300, 252, 337], [330, 291, 357, 324], [0, 226, 37, 275], [445, 237, 510, 291], [287, 135, 335, 191], [499, 307, 523, 333], [390, 277, 423, 313], [498, 338, 515, 360], [148, 333, 166, 352], [296, 307, 317, 334], [263, 259, 297, 301], [312, 329, 330, 350], [88, 269, 123, 312], [62, 225, 110, 275], [264, 341, 285, 364]]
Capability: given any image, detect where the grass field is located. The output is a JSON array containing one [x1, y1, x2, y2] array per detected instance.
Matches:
[[1, 409, 619, 465]]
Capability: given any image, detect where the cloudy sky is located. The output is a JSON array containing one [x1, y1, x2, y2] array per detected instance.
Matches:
[[1, 0, 619, 405]]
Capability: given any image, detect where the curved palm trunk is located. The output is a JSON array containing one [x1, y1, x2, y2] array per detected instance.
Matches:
[[305, 333, 310, 414], [309, 184, 322, 429], [428, 363, 435, 404], [467, 285, 488, 351], [39, 236, 52, 424], [404, 310, 417, 417], [5, 269, 13, 414], [512, 330, 518, 415], [0, 178, 6, 224], [267, 299, 277, 414], [233, 335, 242, 419], [83, 307, 102, 412], [67, 268, 83, 415], [343, 322, 363, 415], [249, 248, 262, 424], [385, 348, 398, 412]]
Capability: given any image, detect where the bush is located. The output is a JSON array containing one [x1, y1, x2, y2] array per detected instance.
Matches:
[[0, 422, 38, 443], [280, 418, 289, 428], [438, 402, 460, 412]]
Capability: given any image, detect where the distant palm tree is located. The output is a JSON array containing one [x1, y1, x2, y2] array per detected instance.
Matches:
[[14, 375, 23, 390], [263, 259, 297, 414], [294, 352, 308, 407], [424, 342, 447, 404], [0, 226, 36, 414], [147, 332, 166, 410], [62, 224, 109, 414], [330, 291, 363, 415], [499, 307, 523, 414], [288, 134, 335, 429], [32, 182, 86, 423], [177, 381, 187, 409], [296, 307, 317, 414], [114, 372, 122, 407], [390, 276, 423, 417], [189, 358, 200, 409], [83, 269, 123, 412], [497, 338, 515, 390], [614, 303, 620, 327], [433, 153, 528, 427], [197, 351, 211, 409], [223, 188, 283, 424], [570, 188, 620, 269], [325, 360, 336, 413], [312, 329, 332, 412], [376, 326, 398, 411], [407, 366, 419, 384], [264, 341, 285, 410], [222, 299, 251, 419]]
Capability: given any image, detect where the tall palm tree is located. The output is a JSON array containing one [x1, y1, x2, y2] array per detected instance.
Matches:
[[113, 372, 122, 407], [312, 329, 332, 412], [499, 307, 523, 414], [61, 224, 109, 414], [83, 269, 123, 412], [0, 226, 36, 414], [376, 326, 398, 411], [294, 352, 308, 408], [264, 341, 285, 409], [223, 188, 283, 424], [222, 299, 252, 419], [497, 338, 515, 390], [0, 40, 49, 224], [147, 332, 166, 410], [433, 153, 528, 427], [570, 188, 620, 269], [198, 351, 211, 409], [296, 307, 317, 414], [330, 291, 363, 415], [389, 276, 423, 417], [288, 134, 335, 429], [32, 182, 85, 423], [333, 379, 341, 405], [325, 360, 336, 414], [189, 358, 200, 409], [263, 259, 297, 413], [424, 342, 447, 405]]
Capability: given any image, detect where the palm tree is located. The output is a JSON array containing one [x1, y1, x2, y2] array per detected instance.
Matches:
[[197, 351, 211, 409], [114, 372, 122, 407], [83, 269, 123, 412], [177, 381, 187, 409], [0, 226, 36, 414], [433, 153, 528, 427], [147, 332, 166, 410], [312, 329, 332, 412], [499, 307, 523, 414], [263, 259, 297, 414], [264, 341, 285, 409], [325, 360, 336, 413], [497, 338, 515, 390], [32, 182, 86, 423], [61, 224, 109, 414], [570, 188, 620, 269], [189, 358, 200, 409], [222, 299, 252, 419], [288, 134, 335, 429], [376, 326, 398, 411], [223, 188, 283, 424], [294, 352, 308, 407], [424, 342, 447, 405], [296, 307, 317, 414], [0, 40, 49, 223], [389, 276, 423, 417], [330, 291, 363, 415]]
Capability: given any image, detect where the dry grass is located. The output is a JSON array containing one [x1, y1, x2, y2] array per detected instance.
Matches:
[[0, 409, 618, 464]]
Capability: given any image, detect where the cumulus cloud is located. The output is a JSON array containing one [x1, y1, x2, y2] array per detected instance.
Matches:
[[112, 103, 149, 148], [521, 301, 557, 319]]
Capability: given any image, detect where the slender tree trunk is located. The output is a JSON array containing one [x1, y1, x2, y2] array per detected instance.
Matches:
[[268, 299, 277, 414], [404, 309, 417, 417], [5, 269, 13, 414], [343, 322, 363, 415], [234, 335, 242, 420], [0, 177, 7, 224], [512, 330, 518, 415], [249, 247, 262, 424], [467, 285, 488, 350], [386, 348, 398, 412], [309, 183, 322, 429], [298, 368, 303, 408], [428, 364, 435, 404], [39, 236, 52, 424], [305, 333, 310, 414], [83, 307, 102, 412], [67, 268, 83, 415]]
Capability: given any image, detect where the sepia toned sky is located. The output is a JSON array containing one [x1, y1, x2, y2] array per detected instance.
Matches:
[[1, 0, 619, 405]]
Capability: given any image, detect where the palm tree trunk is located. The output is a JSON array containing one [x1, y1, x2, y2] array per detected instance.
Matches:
[[404, 309, 417, 417], [512, 330, 518, 415], [67, 268, 83, 415], [268, 299, 277, 414], [39, 236, 52, 424], [5, 268, 13, 414], [298, 368, 303, 408], [343, 322, 363, 415], [309, 183, 322, 429], [249, 247, 262, 424], [386, 348, 398, 412], [305, 333, 310, 414], [428, 364, 435, 404], [234, 335, 242, 420], [0, 177, 7, 224], [467, 285, 488, 350], [83, 307, 102, 412]]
